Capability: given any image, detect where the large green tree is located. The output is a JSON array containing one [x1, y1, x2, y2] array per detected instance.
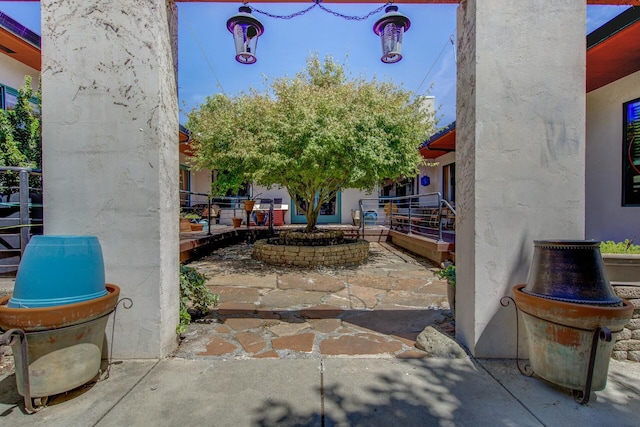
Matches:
[[0, 75, 41, 193], [187, 56, 433, 232]]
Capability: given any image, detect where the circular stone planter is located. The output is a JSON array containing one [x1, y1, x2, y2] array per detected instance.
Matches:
[[253, 236, 369, 267]]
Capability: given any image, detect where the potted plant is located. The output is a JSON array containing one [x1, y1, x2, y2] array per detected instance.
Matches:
[[255, 211, 267, 225], [181, 212, 201, 232], [601, 239, 640, 285], [243, 197, 256, 213], [243, 191, 262, 213], [179, 210, 193, 232], [601, 239, 640, 362], [177, 265, 219, 338], [435, 263, 456, 317], [190, 222, 204, 232]]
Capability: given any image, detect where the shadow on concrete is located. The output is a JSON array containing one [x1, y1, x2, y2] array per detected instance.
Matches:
[[0, 374, 21, 416], [250, 358, 535, 427], [0, 360, 104, 415]]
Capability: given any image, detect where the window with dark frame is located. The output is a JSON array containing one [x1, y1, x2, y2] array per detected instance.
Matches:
[[179, 165, 190, 207], [3, 85, 18, 111], [379, 177, 418, 207], [0, 84, 39, 112], [623, 98, 640, 206], [443, 163, 455, 204]]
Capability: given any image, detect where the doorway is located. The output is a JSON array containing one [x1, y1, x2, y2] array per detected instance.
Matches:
[[291, 192, 341, 224]]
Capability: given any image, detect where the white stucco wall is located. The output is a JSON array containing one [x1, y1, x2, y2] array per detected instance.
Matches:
[[418, 152, 455, 199], [341, 187, 374, 224], [586, 70, 640, 242], [179, 154, 211, 202], [189, 169, 210, 198], [0, 53, 39, 93], [456, 0, 586, 357], [41, 0, 179, 358]]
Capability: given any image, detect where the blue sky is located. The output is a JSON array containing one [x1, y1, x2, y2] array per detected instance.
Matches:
[[0, 2, 631, 128]]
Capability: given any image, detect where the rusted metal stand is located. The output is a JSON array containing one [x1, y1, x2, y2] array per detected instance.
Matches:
[[103, 297, 133, 380], [0, 297, 133, 413], [0, 328, 38, 413], [572, 326, 612, 404], [500, 296, 611, 405], [500, 297, 534, 377]]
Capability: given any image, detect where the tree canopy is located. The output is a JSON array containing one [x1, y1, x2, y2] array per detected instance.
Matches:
[[186, 55, 433, 231], [0, 76, 41, 192]]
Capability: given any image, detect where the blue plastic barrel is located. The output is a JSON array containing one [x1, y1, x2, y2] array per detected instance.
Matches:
[[363, 211, 378, 226], [8, 235, 108, 308]]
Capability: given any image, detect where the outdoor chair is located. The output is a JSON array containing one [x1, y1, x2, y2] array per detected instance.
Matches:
[[383, 202, 398, 225]]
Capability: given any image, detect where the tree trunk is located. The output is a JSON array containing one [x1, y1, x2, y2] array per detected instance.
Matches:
[[305, 202, 317, 232]]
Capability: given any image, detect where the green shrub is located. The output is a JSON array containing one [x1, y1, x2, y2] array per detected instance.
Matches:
[[177, 265, 219, 335], [600, 239, 640, 255], [435, 264, 456, 287]]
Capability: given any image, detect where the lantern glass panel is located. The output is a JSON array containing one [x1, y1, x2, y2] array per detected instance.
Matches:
[[380, 24, 404, 63], [232, 23, 260, 64]]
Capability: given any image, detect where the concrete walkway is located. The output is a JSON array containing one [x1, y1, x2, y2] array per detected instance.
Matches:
[[1, 242, 640, 424], [0, 357, 638, 426]]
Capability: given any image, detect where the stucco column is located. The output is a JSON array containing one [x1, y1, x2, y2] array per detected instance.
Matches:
[[456, 0, 586, 357], [41, 0, 179, 358]]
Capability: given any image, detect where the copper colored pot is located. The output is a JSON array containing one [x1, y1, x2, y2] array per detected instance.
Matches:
[[0, 284, 120, 331], [513, 284, 632, 391]]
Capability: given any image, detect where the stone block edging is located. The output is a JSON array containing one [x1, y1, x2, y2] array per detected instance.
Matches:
[[613, 284, 640, 362], [253, 238, 369, 267]]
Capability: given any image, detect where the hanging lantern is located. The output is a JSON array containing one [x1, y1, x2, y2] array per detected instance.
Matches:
[[226, 6, 264, 65], [372, 5, 411, 64]]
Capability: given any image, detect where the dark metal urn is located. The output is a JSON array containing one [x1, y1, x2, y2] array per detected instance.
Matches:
[[524, 240, 621, 305]]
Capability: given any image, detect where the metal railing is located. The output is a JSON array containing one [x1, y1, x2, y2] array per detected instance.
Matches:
[[0, 167, 43, 274], [357, 192, 456, 242], [179, 191, 276, 234]]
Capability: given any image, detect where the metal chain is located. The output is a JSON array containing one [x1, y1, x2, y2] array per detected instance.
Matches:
[[250, 3, 318, 20], [317, 2, 391, 21], [249, 1, 392, 21]]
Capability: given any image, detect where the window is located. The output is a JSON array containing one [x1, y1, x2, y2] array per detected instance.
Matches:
[[396, 177, 415, 198], [0, 84, 38, 112], [179, 165, 190, 207], [2, 85, 18, 110], [380, 177, 416, 197], [623, 98, 640, 206], [380, 177, 417, 207], [443, 163, 455, 203]]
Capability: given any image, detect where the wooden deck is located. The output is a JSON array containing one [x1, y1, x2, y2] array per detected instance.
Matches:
[[388, 230, 455, 264]]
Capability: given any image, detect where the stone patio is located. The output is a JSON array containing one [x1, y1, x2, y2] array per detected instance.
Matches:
[[174, 242, 455, 360]]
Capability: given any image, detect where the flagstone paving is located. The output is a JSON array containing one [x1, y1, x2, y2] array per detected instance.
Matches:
[[174, 241, 455, 360]]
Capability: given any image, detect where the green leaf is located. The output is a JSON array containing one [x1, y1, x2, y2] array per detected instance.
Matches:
[[186, 54, 435, 232], [177, 265, 220, 336]]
